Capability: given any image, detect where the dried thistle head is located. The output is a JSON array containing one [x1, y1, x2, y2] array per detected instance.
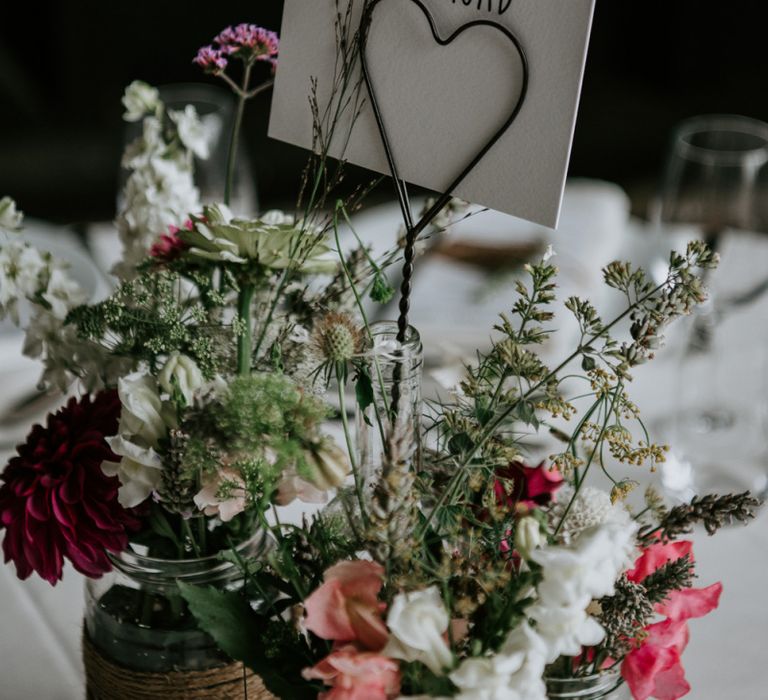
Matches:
[[311, 312, 363, 364]]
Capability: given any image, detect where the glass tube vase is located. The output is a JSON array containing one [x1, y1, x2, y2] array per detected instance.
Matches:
[[355, 321, 423, 497]]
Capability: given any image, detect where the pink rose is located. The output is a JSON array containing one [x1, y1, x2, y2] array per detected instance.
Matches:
[[304, 560, 388, 651], [302, 645, 401, 700]]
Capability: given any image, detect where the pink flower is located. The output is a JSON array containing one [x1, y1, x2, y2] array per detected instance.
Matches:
[[304, 560, 389, 651], [0, 392, 139, 584], [215, 24, 279, 63], [193, 46, 228, 75], [621, 541, 723, 700], [622, 620, 691, 700], [149, 222, 190, 262], [627, 540, 693, 583], [494, 460, 563, 510], [302, 645, 401, 700], [193, 468, 247, 523]]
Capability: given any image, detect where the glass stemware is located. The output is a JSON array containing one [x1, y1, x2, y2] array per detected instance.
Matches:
[[653, 115, 768, 498]]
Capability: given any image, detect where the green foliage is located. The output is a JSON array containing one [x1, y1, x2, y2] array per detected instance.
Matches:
[[68, 269, 225, 376], [179, 583, 318, 700]]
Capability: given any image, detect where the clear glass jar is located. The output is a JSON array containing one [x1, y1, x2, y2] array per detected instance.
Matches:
[[355, 321, 423, 493], [546, 670, 629, 700], [84, 530, 269, 674]]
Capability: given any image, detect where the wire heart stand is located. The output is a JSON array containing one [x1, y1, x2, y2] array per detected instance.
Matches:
[[357, 0, 530, 412]]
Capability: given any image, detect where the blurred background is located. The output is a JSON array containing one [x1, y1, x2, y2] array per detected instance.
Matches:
[[2, 0, 768, 223]]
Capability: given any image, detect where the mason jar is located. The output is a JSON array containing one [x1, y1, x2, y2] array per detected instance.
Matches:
[[546, 669, 630, 700], [83, 530, 272, 699]]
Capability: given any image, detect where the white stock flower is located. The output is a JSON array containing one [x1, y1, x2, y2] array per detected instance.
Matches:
[[450, 658, 518, 700], [531, 519, 636, 607], [383, 587, 453, 676], [42, 266, 87, 320], [526, 602, 606, 662], [169, 105, 210, 159], [102, 455, 163, 509], [0, 196, 23, 232], [122, 80, 160, 122], [158, 352, 204, 406], [0, 241, 46, 322]]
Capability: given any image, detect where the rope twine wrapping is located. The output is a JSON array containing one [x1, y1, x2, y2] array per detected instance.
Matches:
[[83, 631, 276, 700]]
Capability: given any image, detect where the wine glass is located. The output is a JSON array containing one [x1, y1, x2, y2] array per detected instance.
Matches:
[[653, 115, 768, 498]]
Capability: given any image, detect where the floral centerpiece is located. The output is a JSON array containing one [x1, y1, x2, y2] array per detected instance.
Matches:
[[0, 8, 761, 700]]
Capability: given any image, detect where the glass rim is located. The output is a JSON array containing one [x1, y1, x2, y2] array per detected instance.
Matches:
[[110, 529, 267, 571], [673, 114, 768, 165]]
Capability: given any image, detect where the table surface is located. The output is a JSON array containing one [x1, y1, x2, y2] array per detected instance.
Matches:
[[1, 186, 767, 699]]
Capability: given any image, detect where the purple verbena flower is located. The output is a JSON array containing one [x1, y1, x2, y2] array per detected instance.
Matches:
[[193, 45, 228, 75], [214, 23, 279, 63]]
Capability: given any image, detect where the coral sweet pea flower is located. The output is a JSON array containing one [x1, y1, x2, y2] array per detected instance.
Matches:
[[304, 560, 389, 650]]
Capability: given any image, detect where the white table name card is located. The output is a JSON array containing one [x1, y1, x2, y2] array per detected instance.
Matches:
[[269, 0, 595, 228]]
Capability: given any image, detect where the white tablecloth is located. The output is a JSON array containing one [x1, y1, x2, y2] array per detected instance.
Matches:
[[1, 183, 767, 699]]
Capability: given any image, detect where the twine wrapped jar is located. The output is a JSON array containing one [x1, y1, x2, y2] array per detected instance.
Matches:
[[83, 531, 274, 700]]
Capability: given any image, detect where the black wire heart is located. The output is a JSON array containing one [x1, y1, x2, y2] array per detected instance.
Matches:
[[358, 0, 530, 341]]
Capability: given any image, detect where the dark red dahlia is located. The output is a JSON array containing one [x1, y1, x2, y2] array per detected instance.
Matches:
[[0, 391, 139, 585], [494, 460, 564, 511]]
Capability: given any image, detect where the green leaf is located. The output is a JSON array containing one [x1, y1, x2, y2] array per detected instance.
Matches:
[[581, 355, 597, 371], [370, 273, 395, 304], [514, 400, 539, 429], [354, 368, 374, 426], [179, 584, 316, 699]]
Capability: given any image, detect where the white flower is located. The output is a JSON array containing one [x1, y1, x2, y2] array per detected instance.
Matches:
[[288, 324, 310, 344], [117, 371, 172, 446], [169, 105, 210, 159], [551, 486, 632, 544], [103, 370, 175, 507], [526, 602, 606, 662], [194, 468, 248, 522], [450, 658, 517, 700], [122, 80, 160, 122], [102, 456, 163, 509], [0, 196, 23, 232], [514, 516, 544, 560], [531, 520, 636, 607], [260, 210, 293, 225], [42, 266, 87, 320], [0, 241, 46, 322], [542, 244, 556, 262], [383, 587, 453, 676], [158, 352, 204, 406]]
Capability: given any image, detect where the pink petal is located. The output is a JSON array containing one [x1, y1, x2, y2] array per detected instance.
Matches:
[[304, 579, 356, 641], [627, 541, 693, 582], [657, 582, 722, 621]]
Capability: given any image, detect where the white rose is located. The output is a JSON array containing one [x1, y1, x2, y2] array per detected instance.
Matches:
[[122, 80, 160, 122], [514, 516, 545, 560], [383, 587, 453, 676], [159, 352, 204, 406], [169, 105, 210, 160], [0, 196, 23, 232]]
